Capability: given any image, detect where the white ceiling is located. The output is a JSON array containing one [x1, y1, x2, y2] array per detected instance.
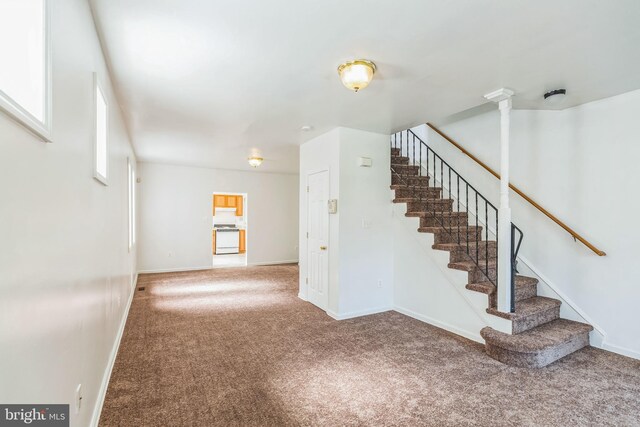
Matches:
[[90, 0, 640, 173]]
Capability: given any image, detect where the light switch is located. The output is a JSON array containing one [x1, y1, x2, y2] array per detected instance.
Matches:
[[357, 157, 372, 167]]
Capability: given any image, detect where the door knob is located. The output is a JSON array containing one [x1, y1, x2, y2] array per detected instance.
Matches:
[[320, 246, 327, 250]]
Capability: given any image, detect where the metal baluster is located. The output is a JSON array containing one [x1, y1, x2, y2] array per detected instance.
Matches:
[[485, 200, 488, 281], [448, 167, 452, 236], [466, 183, 469, 256], [475, 192, 479, 275], [457, 175, 460, 245], [419, 137, 423, 208], [413, 133, 416, 202]]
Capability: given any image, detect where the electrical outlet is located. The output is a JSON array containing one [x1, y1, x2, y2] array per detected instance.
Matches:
[[168, 251, 173, 257], [377, 279, 383, 288], [75, 384, 83, 414]]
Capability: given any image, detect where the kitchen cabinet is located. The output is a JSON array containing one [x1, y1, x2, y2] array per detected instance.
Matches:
[[236, 196, 243, 216], [212, 230, 216, 255], [213, 194, 244, 216], [239, 229, 246, 253]]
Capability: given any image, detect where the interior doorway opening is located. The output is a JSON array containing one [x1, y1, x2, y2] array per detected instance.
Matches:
[[212, 192, 248, 268]]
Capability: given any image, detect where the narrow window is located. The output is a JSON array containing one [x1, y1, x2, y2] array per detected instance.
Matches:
[[128, 158, 137, 251], [94, 76, 108, 185], [0, 0, 51, 141], [128, 158, 133, 250], [132, 167, 136, 245]]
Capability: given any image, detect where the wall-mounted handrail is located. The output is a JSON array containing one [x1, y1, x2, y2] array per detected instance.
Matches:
[[426, 122, 606, 256]]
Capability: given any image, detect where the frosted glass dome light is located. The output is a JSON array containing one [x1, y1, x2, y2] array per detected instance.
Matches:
[[248, 157, 263, 168], [337, 60, 376, 92]]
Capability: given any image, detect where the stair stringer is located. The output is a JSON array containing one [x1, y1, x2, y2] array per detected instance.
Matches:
[[392, 198, 512, 343]]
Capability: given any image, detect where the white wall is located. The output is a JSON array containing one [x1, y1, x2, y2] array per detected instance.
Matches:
[[138, 162, 298, 272], [299, 127, 393, 319], [425, 89, 640, 358], [0, 1, 137, 426]]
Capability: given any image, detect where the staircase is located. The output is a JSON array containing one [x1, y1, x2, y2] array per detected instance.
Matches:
[[390, 131, 593, 368]]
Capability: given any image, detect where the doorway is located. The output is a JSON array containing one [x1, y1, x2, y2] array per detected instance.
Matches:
[[212, 192, 248, 268], [307, 171, 329, 310]]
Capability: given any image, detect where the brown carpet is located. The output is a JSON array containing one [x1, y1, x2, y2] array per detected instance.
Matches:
[[100, 265, 640, 426]]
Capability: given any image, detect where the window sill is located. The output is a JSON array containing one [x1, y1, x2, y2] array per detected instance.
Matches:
[[0, 94, 52, 143]]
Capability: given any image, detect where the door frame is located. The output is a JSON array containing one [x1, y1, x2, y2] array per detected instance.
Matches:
[[212, 192, 248, 267]]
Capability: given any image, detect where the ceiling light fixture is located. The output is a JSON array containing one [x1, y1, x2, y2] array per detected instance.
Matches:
[[337, 59, 376, 92], [248, 157, 263, 168], [301, 125, 313, 132], [544, 88, 567, 105]]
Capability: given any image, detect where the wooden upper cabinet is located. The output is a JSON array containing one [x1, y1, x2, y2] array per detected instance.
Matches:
[[236, 196, 243, 216], [213, 194, 244, 216], [213, 195, 226, 211]]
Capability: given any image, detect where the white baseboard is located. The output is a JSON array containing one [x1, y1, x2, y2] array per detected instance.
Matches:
[[602, 341, 640, 361], [297, 292, 307, 301], [248, 259, 299, 266], [326, 306, 392, 321], [137, 265, 213, 274], [138, 260, 298, 274], [90, 274, 137, 427], [393, 305, 483, 344]]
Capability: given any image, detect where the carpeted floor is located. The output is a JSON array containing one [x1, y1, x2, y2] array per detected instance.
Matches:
[[100, 265, 640, 426]]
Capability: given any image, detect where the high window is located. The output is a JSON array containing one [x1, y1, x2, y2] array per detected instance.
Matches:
[[128, 158, 136, 250], [0, 0, 51, 141], [94, 77, 108, 184]]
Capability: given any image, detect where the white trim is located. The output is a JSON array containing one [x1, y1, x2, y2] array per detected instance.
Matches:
[[326, 306, 392, 321], [90, 273, 137, 427], [138, 261, 298, 274], [601, 342, 640, 361], [297, 292, 307, 301], [93, 73, 109, 185], [394, 305, 483, 344], [0, 0, 52, 142], [248, 259, 299, 266], [137, 266, 213, 274]]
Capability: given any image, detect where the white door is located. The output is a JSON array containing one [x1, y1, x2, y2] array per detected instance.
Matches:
[[307, 170, 329, 310]]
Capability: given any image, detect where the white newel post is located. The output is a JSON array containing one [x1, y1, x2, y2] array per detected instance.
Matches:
[[484, 88, 514, 314]]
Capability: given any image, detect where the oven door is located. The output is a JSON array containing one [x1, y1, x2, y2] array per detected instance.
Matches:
[[215, 230, 240, 254]]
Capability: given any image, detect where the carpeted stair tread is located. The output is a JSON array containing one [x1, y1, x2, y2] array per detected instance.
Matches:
[[395, 197, 453, 204], [390, 184, 432, 190], [466, 275, 538, 295], [417, 225, 482, 233], [480, 319, 593, 353], [433, 241, 497, 252], [405, 210, 464, 217], [448, 259, 496, 272], [487, 296, 560, 321]]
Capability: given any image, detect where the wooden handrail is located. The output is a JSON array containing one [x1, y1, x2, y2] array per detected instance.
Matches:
[[426, 122, 606, 256]]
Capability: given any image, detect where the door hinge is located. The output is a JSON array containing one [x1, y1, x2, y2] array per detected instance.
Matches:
[[306, 232, 309, 238], [306, 277, 308, 284], [307, 186, 309, 192]]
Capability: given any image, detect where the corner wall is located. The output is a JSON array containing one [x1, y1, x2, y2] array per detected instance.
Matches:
[[0, 1, 137, 425], [299, 127, 393, 318]]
